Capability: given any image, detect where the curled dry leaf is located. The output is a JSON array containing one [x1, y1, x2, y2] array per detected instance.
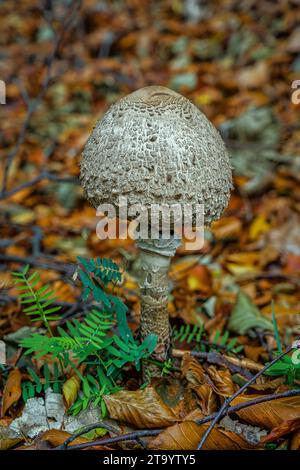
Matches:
[[207, 365, 236, 397], [231, 394, 300, 429], [181, 354, 221, 415], [148, 410, 259, 450], [193, 384, 218, 415], [261, 417, 300, 443], [2, 368, 22, 416], [248, 377, 285, 392], [181, 353, 205, 385], [104, 386, 178, 429], [63, 373, 81, 409]]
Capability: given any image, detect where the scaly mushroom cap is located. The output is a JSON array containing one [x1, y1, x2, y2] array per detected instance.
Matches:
[[80, 86, 232, 225]]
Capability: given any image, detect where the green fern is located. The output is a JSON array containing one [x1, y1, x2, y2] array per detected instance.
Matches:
[[16, 257, 158, 414], [20, 308, 113, 360], [77, 257, 122, 286], [69, 366, 119, 416], [22, 363, 61, 400], [173, 324, 204, 344], [173, 324, 243, 354], [12, 264, 61, 335]]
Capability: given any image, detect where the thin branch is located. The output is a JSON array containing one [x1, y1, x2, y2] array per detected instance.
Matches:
[[56, 388, 300, 450], [197, 342, 297, 449], [0, 171, 79, 200], [0, 253, 76, 276], [57, 421, 120, 450]]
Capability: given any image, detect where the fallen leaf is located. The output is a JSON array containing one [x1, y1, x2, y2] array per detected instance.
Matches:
[[291, 429, 300, 450], [169, 257, 200, 281], [0, 423, 23, 450], [34, 429, 94, 448], [261, 417, 300, 443], [231, 394, 300, 429], [236, 61, 269, 88], [63, 373, 81, 409], [181, 354, 205, 385], [148, 410, 259, 450], [186, 265, 212, 296], [211, 217, 242, 240], [104, 386, 178, 429], [193, 384, 218, 415], [207, 365, 236, 397], [228, 290, 273, 334], [2, 369, 22, 416], [249, 215, 270, 240]]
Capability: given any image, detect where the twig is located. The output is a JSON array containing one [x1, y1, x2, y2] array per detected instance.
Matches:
[[172, 349, 255, 379], [0, 253, 76, 276], [57, 421, 119, 450], [0, 169, 79, 200], [197, 342, 297, 449], [55, 388, 300, 450], [57, 429, 161, 450]]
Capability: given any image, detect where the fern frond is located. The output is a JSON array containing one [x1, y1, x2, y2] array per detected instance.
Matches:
[[12, 265, 61, 334], [172, 324, 243, 354], [172, 324, 204, 344], [77, 257, 122, 286]]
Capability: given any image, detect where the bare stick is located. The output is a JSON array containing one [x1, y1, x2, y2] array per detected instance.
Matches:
[[57, 421, 119, 450]]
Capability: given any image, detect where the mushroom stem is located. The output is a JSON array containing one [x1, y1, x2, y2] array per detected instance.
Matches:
[[137, 237, 180, 380]]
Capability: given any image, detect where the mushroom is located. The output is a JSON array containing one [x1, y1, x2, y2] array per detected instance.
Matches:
[[80, 86, 232, 379]]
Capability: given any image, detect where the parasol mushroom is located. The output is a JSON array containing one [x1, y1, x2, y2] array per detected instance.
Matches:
[[80, 86, 232, 379]]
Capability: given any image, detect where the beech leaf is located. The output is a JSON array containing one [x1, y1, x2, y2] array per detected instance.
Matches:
[[104, 386, 178, 428]]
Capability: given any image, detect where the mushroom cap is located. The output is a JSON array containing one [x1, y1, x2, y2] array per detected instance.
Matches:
[[80, 86, 232, 225]]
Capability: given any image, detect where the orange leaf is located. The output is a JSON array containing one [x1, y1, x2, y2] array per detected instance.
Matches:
[[2, 369, 22, 416]]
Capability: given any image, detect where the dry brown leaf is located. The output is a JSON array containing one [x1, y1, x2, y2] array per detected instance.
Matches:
[[193, 384, 218, 415], [63, 373, 81, 409], [244, 345, 266, 362], [2, 369, 22, 416], [18, 429, 108, 450], [261, 417, 300, 443], [181, 353, 205, 385], [232, 394, 300, 429], [291, 429, 300, 450], [249, 377, 285, 392], [207, 365, 236, 397], [104, 386, 178, 429], [149, 409, 259, 450]]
